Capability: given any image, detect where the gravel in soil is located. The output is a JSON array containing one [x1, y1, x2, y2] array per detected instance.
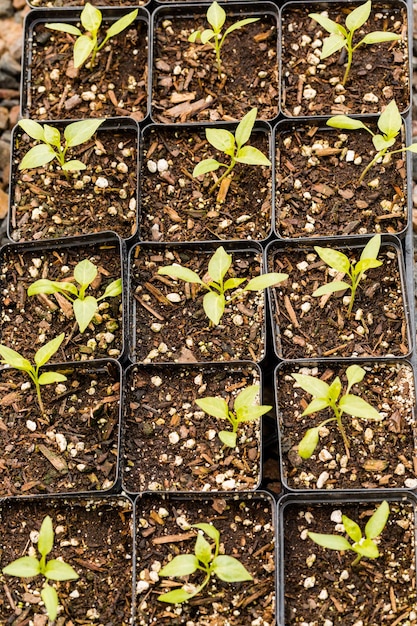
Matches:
[[277, 361, 417, 491], [280, 2, 409, 117], [123, 362, 262, 493]]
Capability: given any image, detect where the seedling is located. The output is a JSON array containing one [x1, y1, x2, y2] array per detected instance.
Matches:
[[17, 118, 104, 174], [292, 364, 382, 460], [193, 107, 271, 197], [308, 500, 390, 567], [27, 259, 122, 334], [158, 245, 288, 326], [327, 100, 417, 182], [188, 1, 259, 75], [309, 0, 400, 86], [195, 384, 272, 447], [2, 515, 79, 621], [45, 3, 138, 69], [312, 234, 382, 314], [0, 333, 66, 416], [158, 522, 252, 604]]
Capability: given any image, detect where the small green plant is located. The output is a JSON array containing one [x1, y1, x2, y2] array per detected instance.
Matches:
[[308, 500, 390, 567], [158, 245, 288, 326], [0, 333, 66, 416], [195, 384, 272, 447], [158, 522, 252, 604], [27, 259, 122, 334], [309, 0, 400, 86], [2, 515, 79, 621], [292, 364, 382, 459], [327, 100, 417, 183], [188, 1, 259, 75], [312, 234, 382, 314], [193, 107, 271, 196], [18, 118, 104, 173], [45, 3, 138, 69]]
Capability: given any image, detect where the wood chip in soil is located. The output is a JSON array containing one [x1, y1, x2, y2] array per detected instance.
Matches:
[[0, 242, 123, 362], [268, 244, 409, 359], [0, 497, 133, 624], [283, 500, 416, 624], [25, 20, 148, 120], [140, 126, 272, 242], [136, 494, 276, 625], [152, 14, 278, 122], [281, 3, 409, 117], [276, 122, 407, 238], [277, 361, 417, 490], [131, 246, 266, 363], [10, 126, 138, 242], [123, 363, 261, 493]]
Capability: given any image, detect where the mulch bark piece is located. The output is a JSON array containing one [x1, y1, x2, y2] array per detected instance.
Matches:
[[281, 2, 409, 117], [277, 361, 417, 490]]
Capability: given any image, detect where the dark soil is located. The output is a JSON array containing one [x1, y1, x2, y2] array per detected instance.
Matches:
[[281, 2, 409, 117], [0, 239, 124, 362], [10, 124, 138, 242], [283, 499, 416, 624], [140, 125, 272, 242], [277, 361, 417, 490], [130, 244, 267, 364], [136, 493, 276, 625], [276, 121, 408, 239], [268, 243, 409, 359], [0, 360, 120, 497], [123, 362, 262, 493], [152, 12, 278, 123], [24, 18, 148, 120], [30, 0, 145, 6], [0, 496, 133, 625]]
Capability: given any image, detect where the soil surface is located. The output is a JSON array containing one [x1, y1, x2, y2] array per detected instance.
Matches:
[[0, 239, 124, 362], [10, 123, 138, 242], [276, 121, 408, 239], [123, 362, 262, 493], [140, 125, 272, 242], [283, 500, 416, 625], [268, 243, 409, 359], [277, 361, 417, 490], [24, 18, 148, 121], [281, 2, 409, 117], [0, 496, 134, 625], [152, 12, 278, 123], [136, 493, 276, 625], [0, 360, 120, 496]]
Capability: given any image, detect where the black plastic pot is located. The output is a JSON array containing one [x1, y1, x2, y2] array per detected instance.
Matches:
[[139, 120, 274, 243], [21, 6, 150, 121], [28, 0, 148, 8], [8, 116, 140, 243]]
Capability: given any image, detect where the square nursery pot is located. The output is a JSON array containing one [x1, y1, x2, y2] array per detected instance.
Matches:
[[280, 0, 411, 118], [28, 0, 147, 7], [275, 115, 412, 240], [0, 231, 126, 363], [21, 7, 150, 121], [135, 491, 276, 625], [151, 2, 279, 123], [8, 117, 139, 243], [0, 358, 122, 497], [275, 358, 417, 492], [0, 495, 134, 624], [122, 361, 266, 493], [278, 492, 417, 625], [128, 241, 271, 364], [139, 121, 273, 243], [266, 235, 412, 360]]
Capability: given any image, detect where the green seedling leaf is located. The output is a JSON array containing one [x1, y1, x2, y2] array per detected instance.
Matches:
[[405, 144, 417, 153], [73, 34, 96, 68], [193, 523, 220, 543], [355, 258, 382, 274], [308, 532, 352, 552], [28, 279, 78, 297], [0, 344, 32, 371], [212, 555, 253, 582], [373, 134, 395, 151], [158, 265, 204, 285], [219, 430, 237, 447], [360, 234, 381, 261], [18, 119, 45, 141], [308, 13, 346, 36], [235, 145, 271, 166], [206, 128, 235, 154], [321, 33, 346, 59], [38, 371, 67, 386], [223, 277, 246, 291], [44, 560, 79, 581], [45, 22, 82, 36], [74, 258, 97, 288], [19, 144, 57, 170], [312, 281, 350, 297], [203, 290, 225, 325], [245, 272, 288, 291], [234, 384, 259, 410], [327, 377, 342, 404], [193, 159, 222, 177], [207, 0, 226, 31], [342, 515, 362, 543], [159, 555, 199, 577], [223, 17, 259, 38], [292, 373, 330, 398], [158, 588, 195, 604], [361, 31, 400, 45], [301, 397, 330, 417], [62, 160, 86, 171], [195, 396, 229, 420], [104, 9, 138, 41], [38, 516, 54, 557], [200, 29, 216, 44], [314, 247, 350, 274], [195, 533, 212, 564], [100, 278, 122, 299], [208, 246, 231, 283], [34, 333, 65, 368], [298, 427, 320, 458], [41, 584, 59, 622], [365, 501, 389, 539], [3, 556, 41, 578], [354, 537, 379, 558], [346, 364, 366, 388], [64, 118, 104, 147], [73, 296, 98, 333], [235, 107, 257, 149], [81, 2, 102, 32], [326, 116, 370, 132], [43, 124, 61, 148], [345, 0, 371, 32]]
